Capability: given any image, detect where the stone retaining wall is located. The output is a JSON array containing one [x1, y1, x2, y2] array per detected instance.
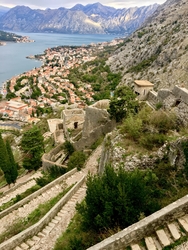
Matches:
[[42, 144, 67, 170], [0, 175, 85, 250], [0, 168, 77, 219], [87, 194, 188, 250]]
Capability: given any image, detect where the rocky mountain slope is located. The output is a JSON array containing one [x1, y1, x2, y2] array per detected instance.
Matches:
[[0, 3, 158, 35], [0, 6, 9, 17], [107, 0, 188, 90]]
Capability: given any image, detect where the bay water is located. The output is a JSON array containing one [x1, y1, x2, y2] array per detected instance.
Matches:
[[0, 32, 116, 87]]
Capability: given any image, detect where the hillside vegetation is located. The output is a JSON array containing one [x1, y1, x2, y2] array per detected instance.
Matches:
[[0, 30, 21, 42]]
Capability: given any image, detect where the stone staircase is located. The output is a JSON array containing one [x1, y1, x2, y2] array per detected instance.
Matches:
[[128, 215, 188, 250], [0, 170, 84, 236], [13, 184, 87, 250]]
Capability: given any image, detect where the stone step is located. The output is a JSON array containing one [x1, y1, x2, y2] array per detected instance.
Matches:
[[38, 232, 45, 238], [32, 235, 41, 242], [14, 246, 22, 250], [54, 216, 62, 221], [152, 235, 162, 250], [156, 229, 171, 247], [167, 222, 181, 240], [51, 218, 59, 224], [20, 242, 29, 249], [45, 225, 53, 231], [26, 239, 35, 247], [178, 216, 188, 232], [145, 236, 157, 250], [57, 211, 64, 216], [42, 228, 51, 235], [131, 243, 142, 250], [49, 222, 56, 227]]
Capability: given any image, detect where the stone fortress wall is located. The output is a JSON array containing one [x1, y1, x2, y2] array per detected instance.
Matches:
[[73, 100, 116, 151], [42, 144, 67, 170]]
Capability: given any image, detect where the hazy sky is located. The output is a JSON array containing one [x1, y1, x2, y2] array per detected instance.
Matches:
[[1, 0, 166, 10]]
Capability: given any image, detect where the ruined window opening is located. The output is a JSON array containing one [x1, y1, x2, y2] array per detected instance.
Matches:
[[175, 99, 181, 106], [74, 122, 78, 129]]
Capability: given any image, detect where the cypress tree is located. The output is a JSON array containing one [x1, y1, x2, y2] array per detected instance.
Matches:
[[0, 134, 11, 185], [0, 133, 8, 176], [6, 140, 18, 184], [0, 133, 18, 185]]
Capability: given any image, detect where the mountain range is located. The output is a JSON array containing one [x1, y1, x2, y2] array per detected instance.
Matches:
[[107, 0, 188, 90], [0, 3, 158, 35]]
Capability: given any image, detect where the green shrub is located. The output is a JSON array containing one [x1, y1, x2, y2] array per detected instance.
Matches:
[[156, 102, 163, 110], [182, 141, 188, 179], [139, 133, 166, 150], [62, 141, 75, 155], [35, 176, 52, 187], [48, 165, 66, 179], [121, 115, 143, 141], [67, 151, 86, 171], [77, 165, 160, 231], [149, 111, 177, 133]]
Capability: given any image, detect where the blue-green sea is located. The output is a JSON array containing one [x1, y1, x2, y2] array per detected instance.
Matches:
[[0, 32, 116, 87]]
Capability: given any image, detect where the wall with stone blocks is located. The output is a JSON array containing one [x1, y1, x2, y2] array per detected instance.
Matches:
[[0, 168, 77, 220], [42, 144, 67, 170], [74, 120, 115, 151], [0, 175, 85, 250], [172, 86, 188, 105], [87, 194, 188, 250]]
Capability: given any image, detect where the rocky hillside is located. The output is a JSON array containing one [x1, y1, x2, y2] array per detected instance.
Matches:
[[107, 0, 188, 90], [0, 3, 158, 35], [0, 6, 9, 17]]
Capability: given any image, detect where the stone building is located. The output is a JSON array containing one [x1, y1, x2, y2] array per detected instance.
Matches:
[[134, 80, 154, 100]]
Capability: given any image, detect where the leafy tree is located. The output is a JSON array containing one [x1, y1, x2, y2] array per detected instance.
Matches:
[[108, 86, 139, 122], [77, 165, 160, 232], [21, 126, 44, 171]]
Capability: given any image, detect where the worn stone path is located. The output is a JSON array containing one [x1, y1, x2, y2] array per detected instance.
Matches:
[[15, 184, 87, 250], [1, 146, 102, 250], [0, 171, 84, 235], [125, 215, 188, 250], [0, 171, 42, 206]]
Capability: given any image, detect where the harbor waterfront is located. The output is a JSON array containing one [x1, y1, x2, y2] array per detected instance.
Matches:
[[0, 32, 116, 87]]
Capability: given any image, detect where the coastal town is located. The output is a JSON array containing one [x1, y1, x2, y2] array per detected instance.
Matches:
[[0, 38, 123, 124]]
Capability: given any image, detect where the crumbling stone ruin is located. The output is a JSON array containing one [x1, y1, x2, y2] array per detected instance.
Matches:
[[148, 85, 188, 126]]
